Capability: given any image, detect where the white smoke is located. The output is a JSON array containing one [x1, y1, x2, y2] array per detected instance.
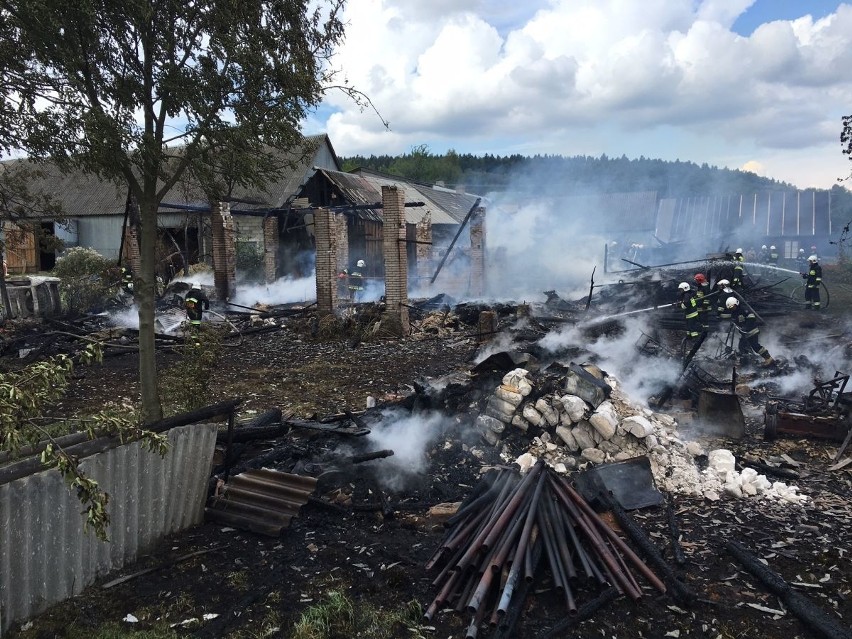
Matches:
[[365, 409, 450, 491], [233, 274, 316, 306], [171, 271, 214, 287]]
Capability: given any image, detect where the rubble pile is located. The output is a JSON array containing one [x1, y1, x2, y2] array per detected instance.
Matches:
[[476, 364, 809, 504]]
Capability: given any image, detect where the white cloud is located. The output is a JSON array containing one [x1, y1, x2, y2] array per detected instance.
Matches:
[[318, 0, 852, 187]]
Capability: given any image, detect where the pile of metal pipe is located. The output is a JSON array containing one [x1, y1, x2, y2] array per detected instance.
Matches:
[[424, 461, 667, 637]]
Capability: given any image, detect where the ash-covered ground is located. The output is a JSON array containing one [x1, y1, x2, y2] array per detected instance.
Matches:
[[3, 291, 852, 639]]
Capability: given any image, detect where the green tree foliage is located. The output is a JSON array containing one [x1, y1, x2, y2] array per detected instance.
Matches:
[[0, 0, 348, 422], [159, 323, 223, 415]]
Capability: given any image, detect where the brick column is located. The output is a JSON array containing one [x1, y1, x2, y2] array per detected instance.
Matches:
[[416, 212, 433, 285], [212, 202, 236, 300], [334, 212, 349, 275], [314, 208, 338, 316], [382, 185, 409, 335], [263, 214, 278, 283], [469, 206, 486, 297], [123, 225, 142, 279]]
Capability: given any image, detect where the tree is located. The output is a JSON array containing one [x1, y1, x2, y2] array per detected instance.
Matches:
[[1, 0, 347, 421]]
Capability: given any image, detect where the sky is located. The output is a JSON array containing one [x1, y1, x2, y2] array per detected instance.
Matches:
[[306, 0, 852, 190]]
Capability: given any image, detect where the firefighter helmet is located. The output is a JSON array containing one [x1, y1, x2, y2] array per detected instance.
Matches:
[[716, 279, 730, 287], [761, 245, 767, 250], [694, 273, 707, 284], [799, 248, 805, 254], [356, 259, 366, 268], [678, 282, 691, 292], [809, 255, 818, 262], [735, 248, 743, 254], [770, 245, 776, 250], [726, 296, 740, 309]]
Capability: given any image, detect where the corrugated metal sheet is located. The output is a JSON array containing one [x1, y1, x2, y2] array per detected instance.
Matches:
[[656, 191, 832, 242], [0, 423, 218, 635], [205, 468, 316, 537]]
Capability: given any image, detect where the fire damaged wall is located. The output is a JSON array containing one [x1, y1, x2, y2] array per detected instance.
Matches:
[[382, 185, 409, 334], [314, 207, 339, 315]]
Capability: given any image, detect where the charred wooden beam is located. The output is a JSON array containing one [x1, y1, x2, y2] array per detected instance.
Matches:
[[726, 541, 852, 639]]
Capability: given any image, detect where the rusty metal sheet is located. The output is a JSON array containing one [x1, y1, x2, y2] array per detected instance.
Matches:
[[764, 410, 851, 442], [205, 469, 317, 537]]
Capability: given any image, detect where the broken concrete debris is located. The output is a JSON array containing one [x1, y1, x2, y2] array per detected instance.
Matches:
[[476, 364, 810, 504]]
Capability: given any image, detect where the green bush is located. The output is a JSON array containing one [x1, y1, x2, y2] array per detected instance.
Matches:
[[52, 247, 118, 314], [235, 240, 264, 283]]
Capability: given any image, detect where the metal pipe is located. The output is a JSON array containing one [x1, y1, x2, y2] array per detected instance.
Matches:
[[557, 478, 667, 595], [489, 497, 533, 572], [546, 496, 577, 581], [496, 471, 547, 615], [547, 477, 643, 599], [430, 197, 482, 284]]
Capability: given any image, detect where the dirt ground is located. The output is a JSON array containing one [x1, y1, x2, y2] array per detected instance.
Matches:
[[3, 302, 852, 639]]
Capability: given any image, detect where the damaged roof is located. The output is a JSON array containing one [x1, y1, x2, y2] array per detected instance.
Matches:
[[0, 134, 338, 217], [309, 167, 481, 226]]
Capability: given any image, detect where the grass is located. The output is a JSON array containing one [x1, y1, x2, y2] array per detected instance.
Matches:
[[290, 589, 427, 639], [65, 623, 180, 639]]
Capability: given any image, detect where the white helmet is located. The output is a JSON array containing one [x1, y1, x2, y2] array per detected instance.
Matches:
[[716, 279, 730, 287], [761, 245, 767, 250], [678, 282, 691, 292], [735, 248, 743, 254], [356, 259, 366, 268], [808, 255, 818, 262], [726, 296, 740, 309], [799, 248, 805, 254], [770, 245, 776, 250]]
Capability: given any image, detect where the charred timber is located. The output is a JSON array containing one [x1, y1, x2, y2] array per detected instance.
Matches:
[[666, 499, 687, 567], [726, 541, 852, 639]]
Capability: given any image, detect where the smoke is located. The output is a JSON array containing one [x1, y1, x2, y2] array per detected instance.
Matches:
[[106, 305, 140, 329], [233, 274, 316, 306], [539, 316, 682, 401], [364, 409, 450, 491]]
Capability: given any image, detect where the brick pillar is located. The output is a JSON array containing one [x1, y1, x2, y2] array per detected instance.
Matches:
[[123, 225, 142, 279], [314, 208, 338, 316], [416, 212, 433, 285], [469, 206, 486, 297], [263, 215, 278, 283], [212, 202, 236, 300], [334, 212, 349, 275], [382, 185, 409, 335]]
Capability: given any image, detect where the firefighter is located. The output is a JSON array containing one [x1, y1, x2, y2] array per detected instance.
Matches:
[[803, 254, 823, 310], [731, 248, 745, 290], [184, 282, 209, 326], [348, 259, 365, 302], [678, 282, 701, 340], [693, 273, 711, 331], [796, 248, 807, 270], [715, 279, 734, 320], [726, 297, 774, 366], [768, 245, 779, 266], [758, 245, 769, 263], [120, 263, 134, 294]]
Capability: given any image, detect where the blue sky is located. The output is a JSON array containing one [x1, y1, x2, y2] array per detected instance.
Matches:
[[308, 0, 852, 189]]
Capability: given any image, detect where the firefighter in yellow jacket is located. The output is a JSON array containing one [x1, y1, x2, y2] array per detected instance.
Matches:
[[678, 282, 701, 340], [803, 255, 822, 310]]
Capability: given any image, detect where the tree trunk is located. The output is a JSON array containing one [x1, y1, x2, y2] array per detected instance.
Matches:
[[0, 245, 11, 325], [138, 196, 162, 422]]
